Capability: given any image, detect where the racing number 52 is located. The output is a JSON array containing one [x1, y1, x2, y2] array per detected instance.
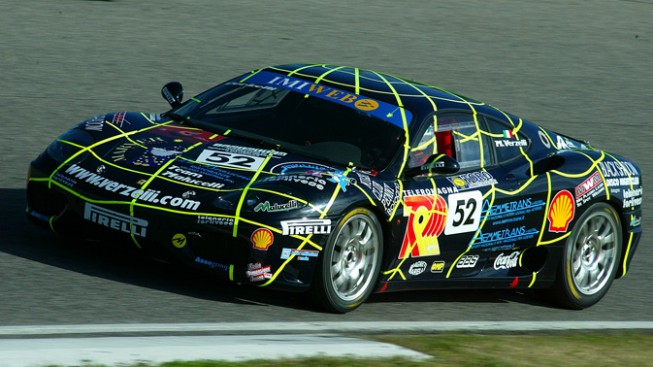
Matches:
[[196, 150, 265, 170], [444, 191, 482, 235]]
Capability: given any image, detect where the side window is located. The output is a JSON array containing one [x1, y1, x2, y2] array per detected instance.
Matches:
[[409, 113, 491, 170], [484, 116, 530, 163]]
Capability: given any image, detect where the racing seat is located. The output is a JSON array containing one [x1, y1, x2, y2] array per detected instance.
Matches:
[[436, 130, 454, 158]]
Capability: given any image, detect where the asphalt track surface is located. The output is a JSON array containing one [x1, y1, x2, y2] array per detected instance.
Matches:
[[1, 0, 652, 332]]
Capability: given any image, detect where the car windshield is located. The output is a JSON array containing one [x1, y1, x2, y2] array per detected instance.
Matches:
[[171, 74, 408, 171]]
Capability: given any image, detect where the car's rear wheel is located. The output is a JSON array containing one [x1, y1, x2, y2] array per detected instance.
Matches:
[[551, 202, 622, 309], [312, 208, 383, 313]]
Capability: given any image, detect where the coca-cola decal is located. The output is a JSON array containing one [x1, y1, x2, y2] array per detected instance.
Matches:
[[493, 251, 520, 270]]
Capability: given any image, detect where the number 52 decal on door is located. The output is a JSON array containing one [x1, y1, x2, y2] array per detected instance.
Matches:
[[445, 190, 482, 235]]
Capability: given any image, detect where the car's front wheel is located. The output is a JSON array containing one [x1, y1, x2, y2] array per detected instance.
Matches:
[[550, 202, 622, 309], [312, 208, 383, 313]]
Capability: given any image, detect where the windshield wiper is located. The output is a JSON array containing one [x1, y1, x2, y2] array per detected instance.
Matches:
[[163, 111, 196, 126], [222, 129, 288, 151]]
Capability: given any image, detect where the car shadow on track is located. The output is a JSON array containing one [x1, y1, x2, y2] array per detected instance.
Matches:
[[0, 188, 559, 313]]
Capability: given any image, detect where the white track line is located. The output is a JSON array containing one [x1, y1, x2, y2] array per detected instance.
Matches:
[[0, 334, 430, 367], [1, 322, 652, 367], [1, 321, 653, 336]]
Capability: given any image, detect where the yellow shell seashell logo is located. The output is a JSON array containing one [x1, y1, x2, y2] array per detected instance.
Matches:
[[547, 190, 575, 233], [251, 228, 274, 251]]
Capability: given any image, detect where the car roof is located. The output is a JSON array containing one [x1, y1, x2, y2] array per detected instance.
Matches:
[[259, 64, 491, 121]]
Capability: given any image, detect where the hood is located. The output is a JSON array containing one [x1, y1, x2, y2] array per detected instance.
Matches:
[[58, 112, 360, 212]]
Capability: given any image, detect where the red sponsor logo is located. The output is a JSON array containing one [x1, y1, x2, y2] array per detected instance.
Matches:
[[575, 171, 602, 199], [399, 195, 447, 258]]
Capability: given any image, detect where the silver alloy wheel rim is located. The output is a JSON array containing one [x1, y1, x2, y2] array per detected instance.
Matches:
[[329, 213, 380, 302], [570, 210, 618, 296]]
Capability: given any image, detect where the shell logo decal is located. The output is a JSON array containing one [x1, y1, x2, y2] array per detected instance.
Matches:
[[547, 190, 575, 233], [251, 228, 274, 251]]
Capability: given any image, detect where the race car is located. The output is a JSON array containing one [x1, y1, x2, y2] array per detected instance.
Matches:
[[27, 64, 643, 313]]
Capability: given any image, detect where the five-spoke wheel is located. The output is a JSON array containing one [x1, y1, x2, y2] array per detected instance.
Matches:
[[312, 208, 383, 313], [551, 202, 622, 309]]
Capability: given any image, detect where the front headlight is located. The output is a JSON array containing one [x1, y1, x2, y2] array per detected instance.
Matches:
[[46, 128, 95, 163]]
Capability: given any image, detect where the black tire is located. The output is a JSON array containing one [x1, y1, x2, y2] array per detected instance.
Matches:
[[311, 208, 383, 313], [550, 202, 622, 309]]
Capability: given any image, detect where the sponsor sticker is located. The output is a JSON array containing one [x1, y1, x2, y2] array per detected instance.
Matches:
[[269, 161, 332, 174], [494, 139, 528, 148], [161, 165, 225, 189], [447, 171, 497, 190], [630, 214, 642, 228], [264, 174, 326, 190], [598, 160, 638, 179], [254, 200, 300, 213], [403, 186, 459, 197], [431, 261, 445, 273], [547, 190, 575, 233], [194, 256, 229, 271], [111, 137, 184, 167], [323, 170, 356, 192], [197, 216, 234, 226], [246, 262, 272, 282], [52, 172, 77, 187], [84, 203, 148, 237], [245, 71, 413, 128], [556, 135, 576, 150], [494, 251, 520, 270], [473, 226, 539, 249], [399, 195, 447, 259], [84, 115, 105, 131], [280, 219, 331, 236], [110, 112, 129, 128], [251, 228, 274, 250], [575, 171, 605, 207], [456, 254, 479, 269], [408, 261, 428, 276], [172, 233, 187, 248], [623, 187, 643, 208], [360, 176, 400, 216], [65, 164, 201, 211], [538, 130, 551, 148], [482, 198, 545, 226], [174, 163, 251, 184], [280, 248, 319, 261]]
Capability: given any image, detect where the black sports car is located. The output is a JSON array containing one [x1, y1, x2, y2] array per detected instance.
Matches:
[[27, 64, 643, 313]]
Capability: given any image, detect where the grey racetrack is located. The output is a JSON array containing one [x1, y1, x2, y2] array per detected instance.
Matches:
[[1, 0, 651, 325]]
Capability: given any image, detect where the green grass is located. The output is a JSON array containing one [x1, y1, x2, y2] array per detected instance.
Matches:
[[374, 332, 653, 367], [58, 332, 653, 367]]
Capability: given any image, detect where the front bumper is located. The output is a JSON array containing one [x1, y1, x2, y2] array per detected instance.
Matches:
[[26, 164, 324, 291]]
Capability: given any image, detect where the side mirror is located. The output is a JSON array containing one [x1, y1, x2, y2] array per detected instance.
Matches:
[[406, 154, 460, 177], [161, 82, 184, 108]]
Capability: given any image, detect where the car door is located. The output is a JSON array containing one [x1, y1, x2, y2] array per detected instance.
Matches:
[[473, 116, 550, 277], [399, 112, 498, 279]]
